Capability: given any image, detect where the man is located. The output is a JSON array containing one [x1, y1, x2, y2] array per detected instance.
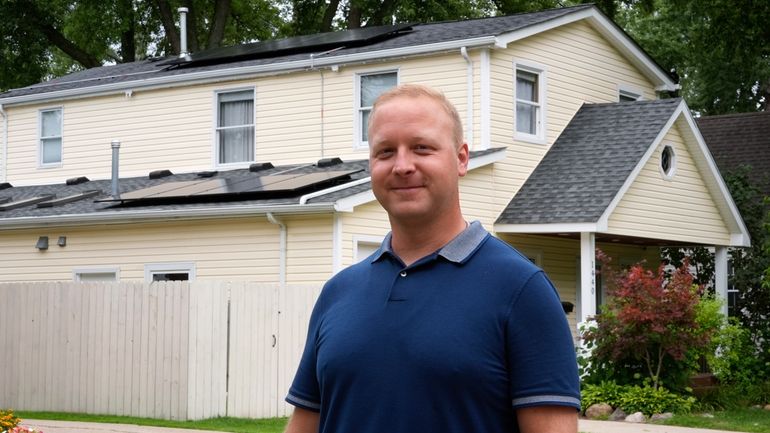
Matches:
[[285, 84, 580, 433]]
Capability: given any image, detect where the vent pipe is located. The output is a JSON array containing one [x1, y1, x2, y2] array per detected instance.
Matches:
[[178, 7, 190, 59], [111, 140, 120, 199]]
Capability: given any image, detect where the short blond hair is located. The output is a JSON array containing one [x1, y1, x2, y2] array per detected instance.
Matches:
[[368, 84, 464, 147]]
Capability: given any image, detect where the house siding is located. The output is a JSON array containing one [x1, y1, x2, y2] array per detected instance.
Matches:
[[284, 214, 334, 284], [0, 218, 281, 282], [606, 118, 732, 245], [340, 200, 391, 267], [489, 20, 657, 214]]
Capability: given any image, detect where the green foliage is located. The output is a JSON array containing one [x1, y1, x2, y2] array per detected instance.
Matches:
[[582, 255, 718, 390], [580, 381, 625, 412], [693, 381, 770, 412], [0, 409, 22, 432], [707, 318, 767, 387], [617, 384, 695, 416]]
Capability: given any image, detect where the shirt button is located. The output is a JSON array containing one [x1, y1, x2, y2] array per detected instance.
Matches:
[[399, 271, 407, 277]]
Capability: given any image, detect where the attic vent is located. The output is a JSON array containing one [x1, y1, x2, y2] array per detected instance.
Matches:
[[317, 157, 343, 168], [149, 169, 173, 179], [196, 170, 218, 178], [66, 176, 90, 185], [249, 162, 274, 172], [0, 195, 55, 211], [37, 190, 101, 208], [0, 182, 11, 191]]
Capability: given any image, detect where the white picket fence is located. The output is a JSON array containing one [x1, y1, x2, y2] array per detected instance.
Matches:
[[0, 281, 321, 420]]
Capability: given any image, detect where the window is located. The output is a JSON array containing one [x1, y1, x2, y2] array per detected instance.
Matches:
[[618, 85, 643, 102], [357, 71, 397, 147], [216, 89, 255, 165], [514, 63, 546, 143], [354, 235, 383, 263], [145, 263, 195, 282], [659, 144, 676, 179], [39, 108, 62, 166], [74, 268, 119, 282]]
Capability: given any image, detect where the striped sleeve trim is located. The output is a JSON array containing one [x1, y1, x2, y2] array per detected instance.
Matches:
[[286, 393, 321, 411], [512, 395, 581, 408]]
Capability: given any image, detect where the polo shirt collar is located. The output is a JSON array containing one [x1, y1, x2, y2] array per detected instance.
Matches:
[[373, 220, 488, 264]]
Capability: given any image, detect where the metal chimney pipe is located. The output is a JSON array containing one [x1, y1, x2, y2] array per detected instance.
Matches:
[[111, 140, 120, 199], [178, 7, 189, 59]]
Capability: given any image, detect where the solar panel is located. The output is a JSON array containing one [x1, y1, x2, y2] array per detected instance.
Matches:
[[0, 195, 55, 211], [37, 190, 101, 208], [161, 23, 412, 68], [102, 169, 363, 204]]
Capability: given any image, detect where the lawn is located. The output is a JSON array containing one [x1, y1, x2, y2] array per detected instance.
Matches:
[[657, 408, 770, 433]]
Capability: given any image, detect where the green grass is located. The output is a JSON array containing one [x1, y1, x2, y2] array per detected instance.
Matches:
[[16, 411, 289, 433], [656, 407, 770, 433]]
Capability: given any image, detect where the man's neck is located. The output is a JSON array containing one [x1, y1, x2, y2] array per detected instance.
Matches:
[[389, 215, 468, 266]]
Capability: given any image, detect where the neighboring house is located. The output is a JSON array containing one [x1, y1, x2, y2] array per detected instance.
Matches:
[[697, 110, 770, 315], [0, 4, 749, 332]]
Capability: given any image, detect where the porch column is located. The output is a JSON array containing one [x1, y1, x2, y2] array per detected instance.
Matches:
[[715, 246, 729, 316], [579, 232, 596, 323]]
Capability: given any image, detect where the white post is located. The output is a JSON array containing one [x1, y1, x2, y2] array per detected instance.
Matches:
[[579, 232, 596, 323], [715, 246, 729, 316]]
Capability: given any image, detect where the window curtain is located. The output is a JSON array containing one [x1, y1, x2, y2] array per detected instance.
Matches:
[[516, 72, 538, 135], [218, 91, 254, 164], [360, 73, 397, 142]]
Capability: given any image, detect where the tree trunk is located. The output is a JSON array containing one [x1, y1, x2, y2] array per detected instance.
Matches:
[[320, 0, 340, 33], [119, 0, 136, 62], [184, 0, 200, 53], [155, 0, 180, 55], [368, 0, 399, 27], [347, 3, 362, 29], [207, 0, 232, 49]]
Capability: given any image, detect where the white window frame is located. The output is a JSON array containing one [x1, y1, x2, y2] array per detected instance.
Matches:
[[144, 262, 196, 282], [38, 107, 63, 168], [618, 84, 644, 102], [354, 69, 399, 150], [73, 267, 120, 282], [514, 60, 548, 145], [213, 87, 256, 168], [353, 234, 384, 263], [658, 142, 677, 181]]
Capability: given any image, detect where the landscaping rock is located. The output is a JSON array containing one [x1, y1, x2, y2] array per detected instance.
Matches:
[[609, 408, 627, 421], [625, 412, 647, 423], [650, 412, 673, 422], [701, 413, 715, 418], [764, 404, 770, 411], [585, 403, 614, 419]]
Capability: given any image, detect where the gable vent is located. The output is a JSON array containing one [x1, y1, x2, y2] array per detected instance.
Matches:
[[149, 169, 173, 179], [66, 176, 90, 185]]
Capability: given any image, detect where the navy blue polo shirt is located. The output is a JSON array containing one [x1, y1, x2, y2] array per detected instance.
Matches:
[[287, 221, 580, 433]]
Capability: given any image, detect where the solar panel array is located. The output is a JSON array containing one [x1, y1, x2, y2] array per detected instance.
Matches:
[[100, 169, 363, 204]]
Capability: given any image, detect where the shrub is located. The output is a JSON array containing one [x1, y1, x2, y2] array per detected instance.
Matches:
[[0, 409, 21, 432], [617, 384, 695, 416], [581, 381, 625, 412]]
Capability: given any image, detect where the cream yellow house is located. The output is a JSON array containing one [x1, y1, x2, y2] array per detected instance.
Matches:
[[0, 4, 749, 331]]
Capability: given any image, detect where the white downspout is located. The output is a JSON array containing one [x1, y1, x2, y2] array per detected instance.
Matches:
[[0, 104, 6, 182], [460, 47, 474, 148], [267, 212, 287, 286]]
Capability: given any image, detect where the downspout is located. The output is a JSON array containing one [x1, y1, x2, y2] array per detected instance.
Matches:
[[266, 212, 287, 286], [0, 104, 6, 182], [460, 47, 474, 147]]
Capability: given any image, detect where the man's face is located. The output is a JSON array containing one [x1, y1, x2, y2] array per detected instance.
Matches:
[[368, 95, 469, 226]]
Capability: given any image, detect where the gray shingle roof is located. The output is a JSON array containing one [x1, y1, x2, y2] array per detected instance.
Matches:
[[697, 111, 770, 197], [0, 150, 498, 224], [496, 98, 682, 225], [0, 5, 594, 100]]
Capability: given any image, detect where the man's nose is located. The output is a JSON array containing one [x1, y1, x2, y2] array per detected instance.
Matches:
[[392, 149, 416, 175]]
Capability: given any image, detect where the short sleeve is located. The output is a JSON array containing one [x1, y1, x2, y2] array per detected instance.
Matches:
[[506, 271, 581, 410], [285, 296, 324, 412]]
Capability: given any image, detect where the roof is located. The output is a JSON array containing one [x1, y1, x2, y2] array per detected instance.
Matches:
[[496, 98, 682, 225], [0, 4, 676, 104], [0, 149, 504, 228], [697, 111, 770, 197]]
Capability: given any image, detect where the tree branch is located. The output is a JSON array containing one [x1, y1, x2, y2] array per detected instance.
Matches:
[[207, 0, 232, 49], [154, 0, 180, 55]]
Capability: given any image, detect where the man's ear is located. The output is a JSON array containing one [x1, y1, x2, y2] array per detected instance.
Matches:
[[457, 143, 469, 177]]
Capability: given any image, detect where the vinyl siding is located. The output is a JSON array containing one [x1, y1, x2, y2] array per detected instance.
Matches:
[[489, 20, 658, 215], [0, 218, 281, 282], [339, 200, 390, 267], [284, 214, 334, 284], [606, 119, 732, 245]]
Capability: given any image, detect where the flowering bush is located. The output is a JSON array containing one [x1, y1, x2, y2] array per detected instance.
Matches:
[[0, 409, 43, 433]]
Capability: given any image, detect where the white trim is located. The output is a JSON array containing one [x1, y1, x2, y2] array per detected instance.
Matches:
[[73, 267, 120, 282], [213, 86, 257, 168], [38, 106, 63, 168], [332, 213, 342, 274], [460, 47, 474, 148], [353, 234, 384, 263], [354, 69, 399, 150], [579, 232, 596, 323], [658, 143, 677, 180], [299, 177, 372, 205], [715, 246, 728, 316], [144, 262, 196, 282], [334, 189, 376, 212], [618, 83, 644, 102], [513, 60, 548, 145], [468, 147, 506, 170], [494, 222, 599, 233], [480, 48, 491, 150]]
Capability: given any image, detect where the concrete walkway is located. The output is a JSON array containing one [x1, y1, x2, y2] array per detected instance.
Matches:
[[20, 418, 750, 433]]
